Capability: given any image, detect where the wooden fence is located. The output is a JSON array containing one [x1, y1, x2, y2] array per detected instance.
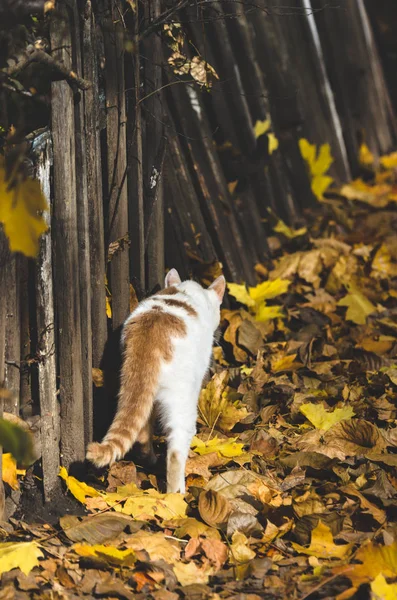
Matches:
[[0, 0, 396, 505]]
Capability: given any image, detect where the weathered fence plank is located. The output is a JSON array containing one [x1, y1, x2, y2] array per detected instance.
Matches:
[[35, 134, 60, 501], [4, 257, 20, 413], [102, 0, 130, 328], [312, 0, 396, 171], [83, 0, 107, 372], [50, 2, 85, 466], [143, 0, 165, 291], [71, 0, 93, 445]]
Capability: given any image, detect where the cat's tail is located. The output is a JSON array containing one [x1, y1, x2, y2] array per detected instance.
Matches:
[[86, 329, 159, 468]]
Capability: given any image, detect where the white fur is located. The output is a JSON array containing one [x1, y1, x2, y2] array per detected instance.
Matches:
[[123, 271, 225, 492]]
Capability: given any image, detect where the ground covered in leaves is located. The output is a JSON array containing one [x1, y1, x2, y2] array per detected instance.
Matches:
[[1, 153, 397, 599]]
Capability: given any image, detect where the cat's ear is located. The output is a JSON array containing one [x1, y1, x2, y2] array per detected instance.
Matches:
[[209, 275, 226, 302], [165, 268, 181, 287]]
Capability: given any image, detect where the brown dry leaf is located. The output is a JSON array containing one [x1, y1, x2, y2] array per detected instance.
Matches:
[[323, 420, 387, 458], [223, 310, 248, 362], [107, 461, 138, 491], [92, 368, 104, 387], [125, 532, 181, 564], [173, 561, 214, 586], [198, 489, 232, 529], [340, 485, 386, 525], [185, 452, 226, 479], [171, 518, 221, 541], [59, 513, 140, 544]]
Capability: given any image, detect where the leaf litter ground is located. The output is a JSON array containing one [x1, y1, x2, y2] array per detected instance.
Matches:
[[1, 158, 397, 599]]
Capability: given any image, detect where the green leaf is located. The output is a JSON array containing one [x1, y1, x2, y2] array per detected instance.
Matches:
[[0, 419, 36, 466]]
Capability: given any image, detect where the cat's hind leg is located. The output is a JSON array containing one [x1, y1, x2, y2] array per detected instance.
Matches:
[[160, 388, 198, 493]]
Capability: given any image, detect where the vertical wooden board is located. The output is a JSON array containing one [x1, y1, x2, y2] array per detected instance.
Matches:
[[102, 2, 130, 328], [82, 0, 107, 368], [35, 133, 60, 501], [143, 0, 164, 292], [71, 0, 93, 445], [0, 231, 8, 519], [166, 81, 251, 283], [312, 0, 396, 170], [365, 0, 397, 114], [50, 4, 85, 466], [4, 256, 20, 414], [19, 255, 31, 418], [126, 16, 145, 293]]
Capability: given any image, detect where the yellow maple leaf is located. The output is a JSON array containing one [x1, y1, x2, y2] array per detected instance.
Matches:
[[59, 466, 100, 504], [292, 521, 352, 559], [268, 132, 279, 154], [227, 283, 255, 307], [191, 435, 245, 458], [334, 541, 397, 587], [359, 143, 374, 166], [173, 560, 214, 586], [126, 532, 180, 564], [299, 139, 334, 200], [337, 288, 376, 324], [112, 488, 187, 520], [274, 219, 307, 239], [271, 353, 298, 373], [254, 119, 271, 138], [371, 573, 397, 600], [230, 531, 256, 564], [2, 453, 25, 490], [72, 543, 135, 566], [0, 159, 48, 257], [248, 279, 290, 303], [300, 403, 355, 432], [255, 304, 284, 323], [0, 541, 43, 576], [198, 371, 249, 432], [380, 151, 397, 169]]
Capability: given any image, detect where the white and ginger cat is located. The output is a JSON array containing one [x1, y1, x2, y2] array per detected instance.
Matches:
[[86, 268, 226, 493]]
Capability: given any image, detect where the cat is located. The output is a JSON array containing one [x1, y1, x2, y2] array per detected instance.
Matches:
[[86, 268, 226, 493]]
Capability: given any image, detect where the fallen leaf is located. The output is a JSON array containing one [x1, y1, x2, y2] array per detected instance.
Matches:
[[230, 531, 256, 564], [125, 532, 181, 564], [292, 521, 352, 559], [72, 543, 136, 566], [299, 139, 334, 200], [274, 219, 307, 239], [334, 541, 397, 587], [338, 288, 376, 324], [300, 403, 355, 432], [59, 466, 100, 504], [0, 542, 43, 576], [2, 453, 25, 490], [198, 489, 231, 528], [173, 561, 214, 586], [92, 368, 104, 387], [171, 517, 221, 540], [370, 573, 397, 600], [323, 420, 387, 457], [59, 513, 139, 544], [191, 435, 245, 458]]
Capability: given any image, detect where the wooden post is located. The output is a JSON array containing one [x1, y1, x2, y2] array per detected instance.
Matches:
[[82, 2, 107, 369], [35, 133, 60, 501], [102, 0, 130, 327], [126, 2, 145, 293], [143, 0, 164, 292], [71, 0, 93, 445], [0, 231, 9, 519], [4, 257, 20, 414], [50, 1, 85, 466]]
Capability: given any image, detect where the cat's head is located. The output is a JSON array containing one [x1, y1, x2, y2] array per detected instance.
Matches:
[[164, 268, 226, 330]]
